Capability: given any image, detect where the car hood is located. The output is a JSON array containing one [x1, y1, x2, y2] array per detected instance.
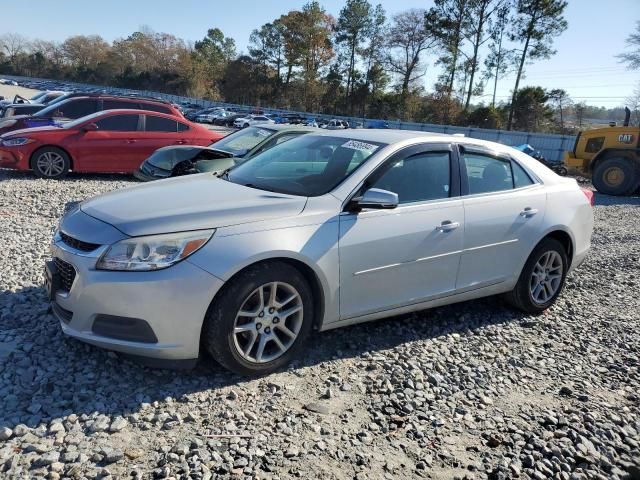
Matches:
[[146, 145, 233, 170], [80, 174, 308, 237]]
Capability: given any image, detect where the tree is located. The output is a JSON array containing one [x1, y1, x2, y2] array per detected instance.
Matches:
[[249, 21, 286, 101], [506, 0, 568, 130], [625, 82, 640, 126], [386, 9, 438, 101], [466, 105, 504, 128], [574, 102, 586, 128], [280, 2, 335, 110], [62, 35, 110, 70], [511, 86, 553, 131], [483, 3, 516, 107], [335, 0, 373, 111], [0, 33, 30, 68], [431, 0, 470, 101], [617, 21, 640, 70], [193, 28, 236, 98], [547, 88, 572, 131], [462, 0, 508, 110]]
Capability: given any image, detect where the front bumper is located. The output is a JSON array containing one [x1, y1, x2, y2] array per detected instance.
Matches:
[[0, 148, 26, 169], [50, 234, 225, 361], [133, 163, 172, 182]]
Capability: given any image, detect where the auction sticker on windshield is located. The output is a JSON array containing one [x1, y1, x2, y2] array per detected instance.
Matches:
[[342, 140, 379, 152]]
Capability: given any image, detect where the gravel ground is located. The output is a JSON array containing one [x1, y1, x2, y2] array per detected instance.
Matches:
[[0, 169, 639, 480]]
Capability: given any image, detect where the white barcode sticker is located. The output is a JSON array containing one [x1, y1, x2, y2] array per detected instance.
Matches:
[[341, 140, 378, 152]]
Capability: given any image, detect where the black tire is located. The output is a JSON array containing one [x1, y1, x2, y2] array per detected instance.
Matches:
[[31, 146, 70, 179], [505, 238, 568, 314], [592, 157, 639, 196], [202, 261, 314, 376]]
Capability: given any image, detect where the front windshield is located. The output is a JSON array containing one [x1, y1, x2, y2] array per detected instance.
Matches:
[[227, 135, 385, 196], [211, 126, 275, 156], [30, 92, 47, 101]]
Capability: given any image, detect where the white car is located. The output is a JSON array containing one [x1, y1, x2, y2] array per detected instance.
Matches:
[[196, 109, 226, 123], [234, 115, 276, 129], [48, 130, 593, 375]]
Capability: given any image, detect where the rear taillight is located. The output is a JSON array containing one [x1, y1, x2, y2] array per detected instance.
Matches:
[[581, 188, 595, 206]]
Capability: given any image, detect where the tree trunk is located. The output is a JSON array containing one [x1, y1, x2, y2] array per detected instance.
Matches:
[[491, 29, 504, 108], [464, 12, 485, 111], [507, 30, 531, 130]]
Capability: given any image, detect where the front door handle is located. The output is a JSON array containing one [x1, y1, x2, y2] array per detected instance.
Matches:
[[126, 139, 137, 144], [520, 207, 538, 217], [175, 139, 187, 144], [436, 220, 460, 232]]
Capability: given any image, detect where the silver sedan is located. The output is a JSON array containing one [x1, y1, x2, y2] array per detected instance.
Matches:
[[47, 130, 594, 374]]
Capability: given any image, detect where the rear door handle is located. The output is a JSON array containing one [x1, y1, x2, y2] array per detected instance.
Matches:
[[520, 207, 538, 217], [126, 139, 137, 144], [436, 220, 460, 232], [175, 139, 187, 144]]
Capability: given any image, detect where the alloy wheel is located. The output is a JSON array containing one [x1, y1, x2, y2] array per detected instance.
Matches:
[[36, 151, 66, 177], [529, 250, 563, 305], [233, 281, 303, 363]]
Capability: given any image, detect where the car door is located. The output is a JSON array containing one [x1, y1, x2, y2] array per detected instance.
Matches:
[[338, 143, 464, 320], [71, 113, 142, 172], [456, 145, 547, 290], [136, 114, 186, 165]]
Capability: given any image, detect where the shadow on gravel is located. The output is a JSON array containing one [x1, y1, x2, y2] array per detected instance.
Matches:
[[0, 283, 528, 431], [594, 192, 640, 206]]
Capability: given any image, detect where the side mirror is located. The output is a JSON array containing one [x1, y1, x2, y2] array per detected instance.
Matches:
[[82, 123, 98, 132], [350, 188, 398, 212]]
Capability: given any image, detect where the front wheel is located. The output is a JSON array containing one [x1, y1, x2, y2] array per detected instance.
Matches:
[[31, 147, 70, 179], [202, 261, 314, 375], [505, 238, 568, 313], [592, 157, 639, 196]]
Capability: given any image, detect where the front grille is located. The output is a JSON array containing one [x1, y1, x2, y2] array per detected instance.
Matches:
[[60, 231, 100, 252], [54, 257, 76, 292]]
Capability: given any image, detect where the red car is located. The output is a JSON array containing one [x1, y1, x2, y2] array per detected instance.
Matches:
[[0, 109, 223, 179]]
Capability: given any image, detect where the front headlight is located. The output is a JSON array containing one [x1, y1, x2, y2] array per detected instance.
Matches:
[[96, 229, 215, 271], [2, 137, 34, 146]]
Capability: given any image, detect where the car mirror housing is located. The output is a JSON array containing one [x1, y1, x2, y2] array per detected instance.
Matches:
[[350, 188, 398, 212], [82, 123, 98, 132]]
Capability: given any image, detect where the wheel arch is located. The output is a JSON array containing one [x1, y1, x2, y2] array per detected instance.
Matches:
[[203, 256, 327, 334], [589, 148, 640, 172], [30, 144, 75, 171]]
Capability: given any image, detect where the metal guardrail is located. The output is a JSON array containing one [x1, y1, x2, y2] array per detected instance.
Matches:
[[3, 74, 576, 161]]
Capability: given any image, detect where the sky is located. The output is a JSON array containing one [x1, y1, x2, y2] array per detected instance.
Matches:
[[5, 0, 640, 107]]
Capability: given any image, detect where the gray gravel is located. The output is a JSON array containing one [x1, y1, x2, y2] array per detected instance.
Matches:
[[1, 168, 639, 480]]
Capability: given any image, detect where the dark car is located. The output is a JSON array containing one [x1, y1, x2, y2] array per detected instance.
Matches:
[[0, 95, 183, 136], [1, 104, 44, 118], [135, 125, 317, 181]]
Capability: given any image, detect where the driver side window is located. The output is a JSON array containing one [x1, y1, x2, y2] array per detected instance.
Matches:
[[370, 151, 451, 204]]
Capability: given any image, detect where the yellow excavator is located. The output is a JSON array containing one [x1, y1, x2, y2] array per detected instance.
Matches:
[[564, 107, 639, 195]]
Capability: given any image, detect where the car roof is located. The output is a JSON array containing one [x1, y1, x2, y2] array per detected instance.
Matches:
[[313, 128, 446, 143], [81, 109, 188, 121]]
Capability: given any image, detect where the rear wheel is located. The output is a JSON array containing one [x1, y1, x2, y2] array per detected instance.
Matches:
[[505, 238, 568, 313], [592, 157, 639, 196], [202, 261, 314, 375], [31, 147, 70, 179]]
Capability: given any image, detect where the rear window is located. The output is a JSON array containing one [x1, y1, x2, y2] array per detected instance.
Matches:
[[145, 115, 178, 132], [95, 114, 139, 132], [141, 103, 172, 114], [103, 100, 137, 110], [37, 99, 97, 119]]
